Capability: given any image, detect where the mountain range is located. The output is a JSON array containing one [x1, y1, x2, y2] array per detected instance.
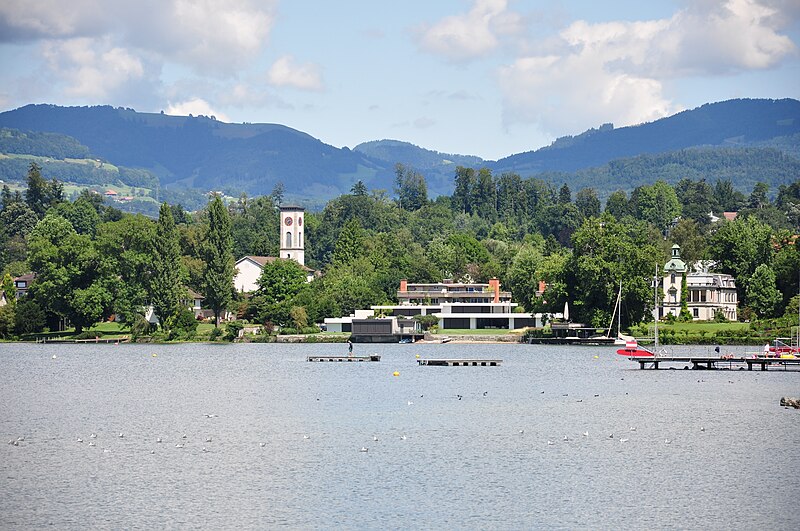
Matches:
[[0, 98, 798, 208]]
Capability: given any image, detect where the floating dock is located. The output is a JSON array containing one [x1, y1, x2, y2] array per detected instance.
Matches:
[[307, 355, 381, 362], [417, 358, 502, 366], [629, 356, 800, 371]]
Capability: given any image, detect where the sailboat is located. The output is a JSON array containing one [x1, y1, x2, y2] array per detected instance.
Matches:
[[617, 266, 658, 358], [591, 279, 629, 345]]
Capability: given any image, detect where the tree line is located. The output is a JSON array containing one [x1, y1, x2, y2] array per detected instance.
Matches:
[[1, 162, 799, 339]]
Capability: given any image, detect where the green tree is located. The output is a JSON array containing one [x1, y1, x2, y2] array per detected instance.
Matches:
[[14, 298, 46, 335], [150, 203, 186, 328], [669, 218, 706, 267], [675, 178, 719, 225], [25, 163, 63, 218], [333, 218, 366, 266], [566, 214, 661, 327], [631, 180, 681, 235], [394, 163, 428, 211], [290, 306, 309, 330], [351, 180, 368, 196], [255, 258, 308, 304], [679, 273, 692, 321], [506, 244, 544, 311], [271, 181, 285, 206], [714, 179, 746, 212], [708, 215, 773, 306], [95, 215, 156, 324], [202, 196, 235, 326], [746, 264, 781, 318], [575, 188, 601, 219], [27, 214, 111, 333], [605, 190, 630, 219], [471, 168, 497, 222], [2, 273, 15, 310], [452, 166, 475, 214], [558, 183, 571, 204], [748, 182, 770, 209], [51, 198, 101, 236]]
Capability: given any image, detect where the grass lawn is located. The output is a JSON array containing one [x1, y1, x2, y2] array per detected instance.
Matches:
[[657, 322, 749, 334]]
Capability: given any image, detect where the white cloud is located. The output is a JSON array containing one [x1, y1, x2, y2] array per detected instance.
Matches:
[[166, 97, 230, 121], [415, 0, 522, 62], [0, 1, 277, 75], [42, 37, 147, 100], [497, 0, 797, 136], [267, 55, 324, 91]]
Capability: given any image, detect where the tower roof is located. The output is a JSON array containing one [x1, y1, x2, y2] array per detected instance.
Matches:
[[664, 244, 686, 273]]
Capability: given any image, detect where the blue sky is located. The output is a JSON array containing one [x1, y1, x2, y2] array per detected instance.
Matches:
[[0, 1, 798, 160]]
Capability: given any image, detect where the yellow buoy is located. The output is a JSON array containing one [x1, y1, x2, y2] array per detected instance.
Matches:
[[152, 353, 157, 357], [393, 371, 400, 377], [593, 355, 599, 359], [415, 354, 420, 359]]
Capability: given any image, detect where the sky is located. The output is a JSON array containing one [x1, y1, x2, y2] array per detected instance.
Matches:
[[0, 0, 798, 161]]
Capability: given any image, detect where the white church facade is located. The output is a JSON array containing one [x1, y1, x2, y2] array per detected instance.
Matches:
[[233, 205, 314, 293]]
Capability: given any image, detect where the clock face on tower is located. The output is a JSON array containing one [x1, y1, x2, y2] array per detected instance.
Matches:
[[284, 216, 293, 226]]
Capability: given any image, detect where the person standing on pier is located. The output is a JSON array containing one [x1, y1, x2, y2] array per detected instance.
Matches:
[[348, 339, 353, 357]]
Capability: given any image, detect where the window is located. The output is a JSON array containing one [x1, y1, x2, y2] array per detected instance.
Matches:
[[285, 231, 292, 248], [693, 308, 698, 318], [671, 273, 676, 284]]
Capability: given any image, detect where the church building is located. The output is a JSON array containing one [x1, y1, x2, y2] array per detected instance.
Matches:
[[233, 205, 314, 293]]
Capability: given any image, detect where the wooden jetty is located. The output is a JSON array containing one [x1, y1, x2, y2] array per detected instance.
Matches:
[[629, 356, 800, 371], [36, 336, 130, 344], [417, 358, 502, 367], [307, 355, 381, 362]]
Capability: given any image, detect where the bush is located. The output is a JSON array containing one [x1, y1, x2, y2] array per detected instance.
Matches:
[[223, 320, 244, 341], [167, 308, 198, 340], [209, 327, 223, 341], [14, 299, 46, 335]]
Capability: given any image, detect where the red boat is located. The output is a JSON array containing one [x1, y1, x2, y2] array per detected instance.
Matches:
[[616, 340, 655, 358]]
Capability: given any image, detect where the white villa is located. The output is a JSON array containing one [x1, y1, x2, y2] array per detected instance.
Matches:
[[660, 244, 738, 321]]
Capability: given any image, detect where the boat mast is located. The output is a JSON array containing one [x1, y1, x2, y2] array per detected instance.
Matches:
[[618, 278, 622, 338], [654, 264, 659, 348]]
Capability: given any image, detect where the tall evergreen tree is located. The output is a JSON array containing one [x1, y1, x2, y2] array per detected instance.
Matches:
[[25, 163, 63, 218], [452, 166, 475, 214], [202, 196, 235, 327], [150, 203, 185, 328]]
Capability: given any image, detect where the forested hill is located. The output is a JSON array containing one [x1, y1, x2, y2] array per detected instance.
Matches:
[[492, 98, 800, 174], [0, 104, 393, 199], [0, 98, 798, 203]]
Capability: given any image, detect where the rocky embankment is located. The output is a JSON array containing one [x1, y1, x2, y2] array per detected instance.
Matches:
[[780, 397, 800, 409]]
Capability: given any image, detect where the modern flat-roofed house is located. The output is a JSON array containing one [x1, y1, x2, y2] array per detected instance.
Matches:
[[372, 278, 542, 330]]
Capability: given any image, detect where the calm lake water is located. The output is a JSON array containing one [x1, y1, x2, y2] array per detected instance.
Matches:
[[1, 342, 799, 530]]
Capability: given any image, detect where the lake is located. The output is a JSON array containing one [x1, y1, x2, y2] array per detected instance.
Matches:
[[1, 342, 798, 529]]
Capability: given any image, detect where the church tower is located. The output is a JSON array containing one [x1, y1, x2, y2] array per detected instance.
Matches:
[[279, 205, 304, 266]]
